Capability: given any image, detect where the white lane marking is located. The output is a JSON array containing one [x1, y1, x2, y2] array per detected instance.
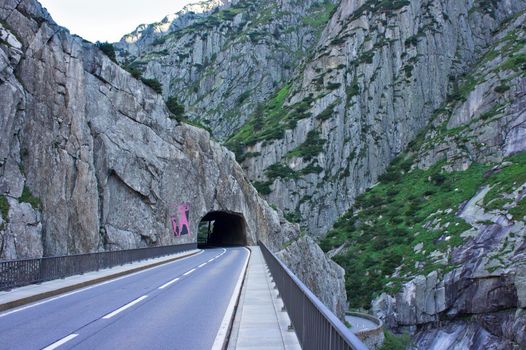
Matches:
[[158, 278, 180, 290], [102, 295, 148, 319], [198, 263, 206, 268], [42, 334, 78, 350], [211, 248, 251, 350], [183, 268, 196, 276], [0, 250, 203, 318], [208, 259, 214, 262]]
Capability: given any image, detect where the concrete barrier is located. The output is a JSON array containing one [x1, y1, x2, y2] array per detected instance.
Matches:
[[346, 312, 384, 349]]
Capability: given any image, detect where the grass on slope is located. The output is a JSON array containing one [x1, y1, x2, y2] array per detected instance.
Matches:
[[226, 85, 320, 160], [320, 151, 526, 309]]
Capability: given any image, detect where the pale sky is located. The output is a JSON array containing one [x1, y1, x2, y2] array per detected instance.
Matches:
[[39, 0, 196, 43]]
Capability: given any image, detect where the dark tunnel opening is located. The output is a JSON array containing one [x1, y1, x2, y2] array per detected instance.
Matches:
[[197, 211, 248, 248]]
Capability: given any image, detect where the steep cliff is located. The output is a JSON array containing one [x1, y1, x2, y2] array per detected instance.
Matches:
[[322, 9, 526, 348], [0, 0, 346, 318], [228, 0, 526, 238], [114, 0, 339, 140]]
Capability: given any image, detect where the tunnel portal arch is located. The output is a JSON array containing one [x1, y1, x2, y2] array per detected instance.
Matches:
[[198, 211, 248, 247]]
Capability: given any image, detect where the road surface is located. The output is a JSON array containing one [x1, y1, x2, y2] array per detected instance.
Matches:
[[0, 247, 249, 350]]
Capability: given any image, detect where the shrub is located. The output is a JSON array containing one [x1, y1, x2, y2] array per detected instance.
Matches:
[[431, 173, 447, 185], [20, 186, 41, 209], [266, 163, 297, 180], [284, 211, 301, 223], [125, 65, 143, 79], [237, 91, 251, 104], [166, 96, 185, 117], [253, 181, 272, 195], [327, 82, 342, 90], [0, 195, 9, 221], [141, 78, 163, 94], [379, 331, 411, 350], [96, 42, 116, 62], [379, 170, 402, 183], [494, 84, 510, 93]]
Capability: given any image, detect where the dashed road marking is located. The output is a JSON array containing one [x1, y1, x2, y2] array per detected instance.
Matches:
[[102, 295, 148, 319], [42, 334, 78, 350], [183, 268, 196, 276], [158, 278, 180, 290]]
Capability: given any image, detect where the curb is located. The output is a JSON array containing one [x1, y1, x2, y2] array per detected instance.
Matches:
[[0, 249, 200, 313]]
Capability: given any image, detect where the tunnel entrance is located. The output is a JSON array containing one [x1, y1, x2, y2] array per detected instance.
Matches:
[[197, 211, 248, 247]]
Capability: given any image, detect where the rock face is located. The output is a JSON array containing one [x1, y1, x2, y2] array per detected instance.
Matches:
[[115, 0, 339, 140], [365, 11, 526, 349], [277, 235, 347, 317], [227, 0, 526, 238], [0, 0, 347, 319]]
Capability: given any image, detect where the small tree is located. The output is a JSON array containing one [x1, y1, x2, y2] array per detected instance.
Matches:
[[141, 78, 163, 94], [124, 64, 143, 79], [253, 104, 264, 131], [96, 41, 116, 62], [166, 96, 185, 117]]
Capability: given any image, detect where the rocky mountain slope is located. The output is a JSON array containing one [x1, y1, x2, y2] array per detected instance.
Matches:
[[114, 0, 339, 140], [0, 0, 346, 318], [118, 0, 526, 347], [227, 0, 526, 238], [322, 9, 526, 349]]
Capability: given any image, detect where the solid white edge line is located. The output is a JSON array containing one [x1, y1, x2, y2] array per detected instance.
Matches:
[[0, 250, 204, 319], [183, 268, 196, 276], [211, 247, 251, 350], [42, 333, 78, 350], [102, 295, 148, 319], [158, 277, 180, 290]]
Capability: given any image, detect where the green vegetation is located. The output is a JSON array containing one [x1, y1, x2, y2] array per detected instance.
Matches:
[[320, 152, 494, 308], [286, 130, 326, 161], [227, 85, 317, 160], [302, 1, 336, 28], [379, 331, 412, 350], [510, 198, 526, 220], [321, 147, 526, 309], [499, 53, 526, 72], [266, 163, 298, 180], [351, 0, 410, 20], [284, 210, 301, 223], [447, 73, 483, 103], [346, 79, 360, 100], [470, 0, 501, 18], [141, 78, 163, 94], [317, 103, 336, 121], [20, 186, 41, 209], [237, 91, 251, 104], [494, 83, 510, 93], [327, 82, 342, 90], [253, 181, 272, 195], [483, 152, 526, 211], [0, 195, 9, 223], [96, 42, 116, 62], [125, 65, 143, 79], [166, 96, 185, 118]]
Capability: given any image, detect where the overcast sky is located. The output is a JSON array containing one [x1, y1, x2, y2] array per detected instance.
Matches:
[[39, 0, 196, 43]]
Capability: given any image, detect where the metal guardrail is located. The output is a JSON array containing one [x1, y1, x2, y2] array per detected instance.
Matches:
[[259, 241, 368, 350], [0, 243, 197, 291]]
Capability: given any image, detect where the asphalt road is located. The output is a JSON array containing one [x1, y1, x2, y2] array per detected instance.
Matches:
[[0, 247, 249, 350]]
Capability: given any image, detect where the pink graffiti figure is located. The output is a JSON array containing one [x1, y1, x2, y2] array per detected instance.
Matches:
[[171, 203, 191, 237]]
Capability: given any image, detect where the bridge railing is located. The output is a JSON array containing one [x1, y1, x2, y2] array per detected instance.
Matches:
[[259, 241, 368, 350], [0, 243, 197, 291]]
